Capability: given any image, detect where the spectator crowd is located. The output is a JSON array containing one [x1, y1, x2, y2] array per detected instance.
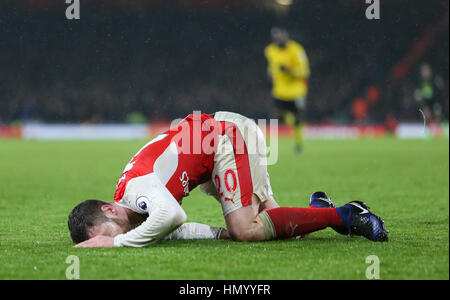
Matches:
[[0, 0, 448, 125]]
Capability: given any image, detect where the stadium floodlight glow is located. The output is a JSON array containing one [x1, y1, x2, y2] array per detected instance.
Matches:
[[276, 0, 293, 6]]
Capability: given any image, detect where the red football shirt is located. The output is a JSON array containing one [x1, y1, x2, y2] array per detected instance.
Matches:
[[114, 113, 218, 209]]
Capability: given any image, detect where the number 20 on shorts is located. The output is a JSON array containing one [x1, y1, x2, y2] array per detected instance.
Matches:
[[215, 169, 237, 204]]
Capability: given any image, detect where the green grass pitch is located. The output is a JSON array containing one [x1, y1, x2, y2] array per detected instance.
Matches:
[[0, 137, 448, 280]]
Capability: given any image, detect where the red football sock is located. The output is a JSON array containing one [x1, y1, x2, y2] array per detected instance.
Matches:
[[265, 207, 343, 239]]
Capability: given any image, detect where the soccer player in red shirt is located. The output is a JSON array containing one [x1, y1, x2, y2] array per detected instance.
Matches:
[[69, 112, 388, 247]]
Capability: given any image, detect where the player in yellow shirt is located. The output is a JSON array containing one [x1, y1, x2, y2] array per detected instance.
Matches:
[[265, 27, 310, 153]]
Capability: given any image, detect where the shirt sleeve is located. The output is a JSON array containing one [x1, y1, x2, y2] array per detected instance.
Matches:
[[113, 174, 187, 247]]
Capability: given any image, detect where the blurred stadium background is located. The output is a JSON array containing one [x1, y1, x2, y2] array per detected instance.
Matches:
[[0, 0, 448, 140]]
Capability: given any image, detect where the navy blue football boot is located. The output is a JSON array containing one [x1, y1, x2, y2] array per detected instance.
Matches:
[[342, 201, 389, 242], [309, 192, 349, 235], [309, 192, 389, 241]]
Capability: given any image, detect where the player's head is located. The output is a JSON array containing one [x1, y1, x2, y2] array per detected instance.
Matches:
[[67, 199, 130, 244], [271, 26, 289, 47]]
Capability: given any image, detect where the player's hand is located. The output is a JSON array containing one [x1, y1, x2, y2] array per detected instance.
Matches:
[[74, 235, 115, 248]]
